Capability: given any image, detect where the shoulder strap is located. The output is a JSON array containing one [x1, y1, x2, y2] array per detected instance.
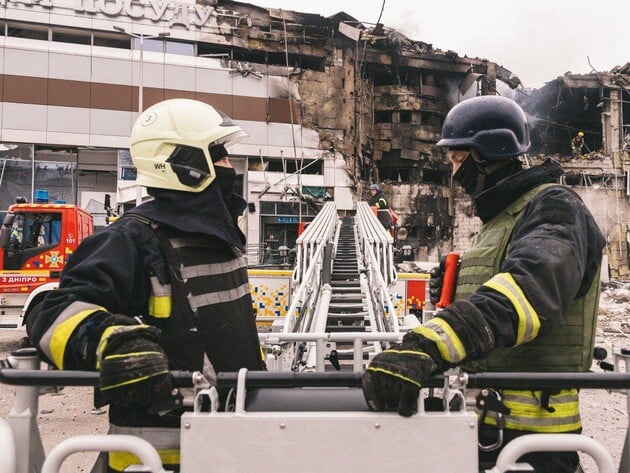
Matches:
[[120, 213, 160, 230]]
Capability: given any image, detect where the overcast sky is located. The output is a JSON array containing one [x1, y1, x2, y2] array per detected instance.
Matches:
[[247, 0, 629, 89]]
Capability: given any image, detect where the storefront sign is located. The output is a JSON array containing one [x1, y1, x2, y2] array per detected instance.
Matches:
[[277, 217, 298, 224], [0, 0, 249, 31]]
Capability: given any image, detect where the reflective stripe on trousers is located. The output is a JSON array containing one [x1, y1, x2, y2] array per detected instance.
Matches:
[[481, 389, 581, 433]]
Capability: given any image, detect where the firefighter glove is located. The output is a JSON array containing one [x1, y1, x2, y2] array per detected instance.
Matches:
[[97, 324, 172, 407], [362, 332, 441, 417]]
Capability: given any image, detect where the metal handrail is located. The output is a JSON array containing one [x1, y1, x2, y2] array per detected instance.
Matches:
[[282, 202, 337, 334], [355, 202, 399, 333]]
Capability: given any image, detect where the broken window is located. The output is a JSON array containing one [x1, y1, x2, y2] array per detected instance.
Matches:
[[375, 111, 393, 124]]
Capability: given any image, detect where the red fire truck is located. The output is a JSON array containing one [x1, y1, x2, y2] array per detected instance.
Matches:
[[0, 197, 93, 330]]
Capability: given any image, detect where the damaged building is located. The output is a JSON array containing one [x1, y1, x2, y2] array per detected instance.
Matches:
[[518, 64, 630, 278], [0, 0, 628, 276]]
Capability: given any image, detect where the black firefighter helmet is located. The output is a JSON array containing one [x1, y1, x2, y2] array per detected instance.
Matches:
[[436, 95, 530, 160]]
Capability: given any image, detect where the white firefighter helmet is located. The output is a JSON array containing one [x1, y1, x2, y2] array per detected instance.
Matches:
[[130, 99, 247, 192]]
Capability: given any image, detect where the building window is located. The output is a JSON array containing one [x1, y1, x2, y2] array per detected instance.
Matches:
[[400, 111, 412, 123], [52, 27, 91, 45], [133, 37, 164, 53], [7, 22, 48, 41], [94, 32, 130, 49], [375, 111, 393, 124], [166, 40, 194, 56]]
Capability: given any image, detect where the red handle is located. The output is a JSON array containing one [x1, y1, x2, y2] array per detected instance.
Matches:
[[436, 252, 460, 309]]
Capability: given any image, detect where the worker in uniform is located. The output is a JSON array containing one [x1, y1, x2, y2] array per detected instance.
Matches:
[[368, 183, 389, 209], [30, 98, 265, 472], [362, 95, 605, 473], [368, 183, 392, 230], [571, 131, 585, 158]]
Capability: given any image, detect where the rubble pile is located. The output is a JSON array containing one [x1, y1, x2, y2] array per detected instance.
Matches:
[[598, 281, 630, 336]]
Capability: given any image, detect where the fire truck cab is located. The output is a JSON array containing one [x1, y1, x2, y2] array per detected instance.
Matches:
[[0, 197, 93, 330]]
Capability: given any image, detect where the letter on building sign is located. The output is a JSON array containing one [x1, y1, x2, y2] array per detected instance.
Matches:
[[7, 0, 52, 6], [97, 0, 124, 16], [193, 5, 216, 27], [74, 0, 99, 14], [148, 0, 169, 21], [169, 3, 190, 28], [123, 0, 145, 19]]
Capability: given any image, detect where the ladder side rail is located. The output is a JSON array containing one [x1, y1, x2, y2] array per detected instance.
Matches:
[[356, 203, 395, 286], [363, 239, 400, 333], [282, 208, 337, 334], [303, 284, 333, 370], [291, 202, 323, 287], [292, 202, 337, 286], [360, 274, 386, 356], [356, 203, 399, 333], [282, 244, 325, 333]]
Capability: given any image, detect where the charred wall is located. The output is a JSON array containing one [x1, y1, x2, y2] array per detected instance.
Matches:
[[222, 2, 630, 267]]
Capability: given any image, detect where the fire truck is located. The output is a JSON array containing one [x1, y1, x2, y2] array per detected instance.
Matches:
[[0, 194, 94, 331]]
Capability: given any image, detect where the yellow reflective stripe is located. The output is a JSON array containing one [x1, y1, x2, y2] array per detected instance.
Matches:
[[148, 295, 171, 318], [96, 325, 152, 369], [104, 351, 165, 361], [483, 272, 541, 345], [482, 389, 580, 432], [367, 366, 421, 388], [99, 369, 170, 391], [484, 414, 582, 433], [49, 308, 102, 370], [109, 449, 179, 472], [148, 276, 171, 318], [412, 319, 466, 363], [502, 389, 579, 406]]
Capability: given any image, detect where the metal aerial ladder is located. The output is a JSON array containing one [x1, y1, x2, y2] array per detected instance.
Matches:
[[327, 216, 366, 334], [261, 201, 402, 373]]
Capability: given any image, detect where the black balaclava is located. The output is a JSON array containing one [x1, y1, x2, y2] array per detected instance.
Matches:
[[210, 144, 238, 201], [127, 143, 246, 250], [453, 150, 522, 198], [452, 156, 480, 196]]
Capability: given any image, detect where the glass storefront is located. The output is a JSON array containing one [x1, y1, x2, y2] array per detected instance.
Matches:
[[0, 143, 35, 214], [0, 143, 78, 217]]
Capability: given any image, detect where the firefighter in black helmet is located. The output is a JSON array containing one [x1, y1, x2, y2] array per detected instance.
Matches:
[[362, 95, 605, 473], [30, 99, 265, 472], [368, 183, 389, 209]]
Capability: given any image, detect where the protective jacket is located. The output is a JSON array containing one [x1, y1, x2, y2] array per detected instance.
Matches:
[[30, 189, 264, 472], [368, 191, 389, 209], [451, 159, 604, 433]]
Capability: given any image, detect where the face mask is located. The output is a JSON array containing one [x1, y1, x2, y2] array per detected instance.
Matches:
[[452, 156, 480, 196], [214, 166, 237, 200]]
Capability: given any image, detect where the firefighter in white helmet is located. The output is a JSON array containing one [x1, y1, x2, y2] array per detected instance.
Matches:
[[30, 99, 265, 472]]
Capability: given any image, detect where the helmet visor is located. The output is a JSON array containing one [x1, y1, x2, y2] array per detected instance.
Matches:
[[166, 145, 212, 188]]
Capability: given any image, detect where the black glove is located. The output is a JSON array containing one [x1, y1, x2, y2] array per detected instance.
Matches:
[[428, 255, 446, 306], [362, 332, 441, 417], [97, 324, 172, 407]]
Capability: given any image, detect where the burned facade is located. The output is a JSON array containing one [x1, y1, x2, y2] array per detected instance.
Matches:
[[208, 1, 522, 260]]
